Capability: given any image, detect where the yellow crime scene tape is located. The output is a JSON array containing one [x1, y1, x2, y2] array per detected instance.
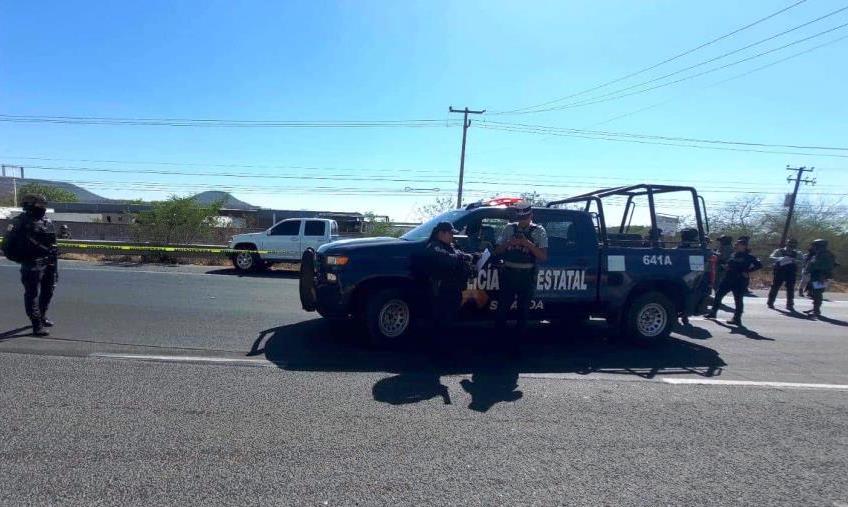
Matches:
[[1, 237, 284, 256]]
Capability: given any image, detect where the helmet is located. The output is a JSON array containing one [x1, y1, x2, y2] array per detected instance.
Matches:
[[20, 194, 47, 208], [812, 238, 828, 249], [680, 228, 698, 242], [787, 238, 798, 247], [717, 235, 732, 245]]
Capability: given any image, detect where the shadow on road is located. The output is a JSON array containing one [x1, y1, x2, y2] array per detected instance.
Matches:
[[0, 326, 33, 341], [814, 314, 848, 327], [674, 322, 712, 340], [250, 319, 727, 411], [713, 321, 775, 341], [206, 268, 299, 279]]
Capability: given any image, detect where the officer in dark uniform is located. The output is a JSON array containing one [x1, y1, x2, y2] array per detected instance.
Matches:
[[58, 224, 72, 239], [706, 238, 762, 326], [12, 194, 59, 336], [714, 235, 733, 291], [804, 239, 837, 318], [425, 222, 474, 328], [767, 238, 801, 311], [494, 202, 548, 335], [737, 235, 756, 296]]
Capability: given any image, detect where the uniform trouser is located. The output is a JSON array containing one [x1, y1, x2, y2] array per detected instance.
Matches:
[[431, 284, 462, 328], [21, 260, 57, 324], [712, 279, 744, 319], [811, 284, 825, 314], [767, 270, 796, 307], [496, 267, 536, 332]]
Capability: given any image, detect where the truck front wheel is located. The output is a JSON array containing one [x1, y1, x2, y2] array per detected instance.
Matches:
[[232, 245, 265, 273], [364, 289, 414, 347], [623, 292, 674, 345]]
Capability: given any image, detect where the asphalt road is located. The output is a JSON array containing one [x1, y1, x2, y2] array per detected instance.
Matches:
[[1, 259, 847, 505]]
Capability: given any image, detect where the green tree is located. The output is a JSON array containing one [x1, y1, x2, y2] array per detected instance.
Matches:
[[18, 183, 79, 203], [133, 195, 223, 245], [414, 196, 456, 221], [363, 211, 402, 238], [710, 195, 847, 281], [519, 190, 549, 207]]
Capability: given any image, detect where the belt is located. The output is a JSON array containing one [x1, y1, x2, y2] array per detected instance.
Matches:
[[503, 261, 535, 270]]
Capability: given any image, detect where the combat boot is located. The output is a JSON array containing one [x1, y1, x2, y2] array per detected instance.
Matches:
[[41, 317, 54, 327], [31, 321, 49, 337], [726, 316, 742, 326]]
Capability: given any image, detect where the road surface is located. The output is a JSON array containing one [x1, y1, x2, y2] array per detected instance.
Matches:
[[1, 259, 847, 505]]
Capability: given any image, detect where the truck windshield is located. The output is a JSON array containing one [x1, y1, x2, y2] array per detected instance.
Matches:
[[400, 210, 467, 241]]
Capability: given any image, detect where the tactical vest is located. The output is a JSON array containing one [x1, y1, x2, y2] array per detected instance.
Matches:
[[502, 223, 539, 268]]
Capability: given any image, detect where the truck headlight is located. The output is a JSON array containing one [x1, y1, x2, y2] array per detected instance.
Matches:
[[325, 255, 349, 266]]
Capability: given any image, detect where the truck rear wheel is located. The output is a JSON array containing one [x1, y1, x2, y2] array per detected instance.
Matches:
[[364, 289, 414, 347], [623, 291, 674, 345]]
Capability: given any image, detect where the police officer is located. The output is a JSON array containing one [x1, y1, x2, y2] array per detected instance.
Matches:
[[494, 202, 548, 335], [425, 222, 474, 327], [12, 194, 59, 336], [738, 235, 756, 296], [706, 238, 762, 326], [714, 235, 733, 291], [58, 224, 72, 239], [767, 238, 802, 311], [804, 239, 836, 319]]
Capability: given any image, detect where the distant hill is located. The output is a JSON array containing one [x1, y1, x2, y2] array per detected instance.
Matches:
[[0, 177, 115, 203], [191, 191, 256, 210], [0, 177, 258, 210]]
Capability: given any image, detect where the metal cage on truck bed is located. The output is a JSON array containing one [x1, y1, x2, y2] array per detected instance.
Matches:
[[546, 184, 709, 249]]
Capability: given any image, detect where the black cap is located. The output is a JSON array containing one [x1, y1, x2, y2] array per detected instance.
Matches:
[[433, 222, 459, 234]]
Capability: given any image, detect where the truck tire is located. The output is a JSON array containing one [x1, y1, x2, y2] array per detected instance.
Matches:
[[299, 249, 318, 312], [364, 289, 414, 347], [623, 291, 674, 345], [232, 246, 263, 273]]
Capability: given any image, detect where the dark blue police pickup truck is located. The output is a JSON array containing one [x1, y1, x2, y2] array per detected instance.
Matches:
[[300, 184, 712, 345]]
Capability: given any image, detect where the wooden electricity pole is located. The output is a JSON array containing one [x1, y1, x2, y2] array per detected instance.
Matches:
[[448, 106, 485, 208], [780, 165, 815, 247]]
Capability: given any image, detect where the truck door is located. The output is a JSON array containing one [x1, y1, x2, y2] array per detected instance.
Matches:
[[534, 212, 598, 303], [265, 219, 302, 260], [302, 220, 328, 254]]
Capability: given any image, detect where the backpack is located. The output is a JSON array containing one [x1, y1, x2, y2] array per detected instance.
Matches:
[[2, 220, 26, 263]]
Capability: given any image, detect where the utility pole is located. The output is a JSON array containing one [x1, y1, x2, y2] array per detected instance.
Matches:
[[2, 164, 24, 207], [448, 106, 485, 208], [780, 165, 815, 247]]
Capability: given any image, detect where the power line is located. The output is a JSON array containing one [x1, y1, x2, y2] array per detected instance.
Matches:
[[494, 0, 809, 114], [477, 123, 848, 159], [483, 120, 848, 151], [6, 154, 817, 190], [15, 165, 847, 197], [502, 20, 848, 114], [12, 161, 847, 197], [588, 31, 848, 128], [0, 114, 457, 128]]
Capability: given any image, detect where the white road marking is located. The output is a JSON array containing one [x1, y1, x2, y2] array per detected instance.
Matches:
[[90, 354, 848, 391], [90, 352, 276, 367], [663, 378, 848, 390]]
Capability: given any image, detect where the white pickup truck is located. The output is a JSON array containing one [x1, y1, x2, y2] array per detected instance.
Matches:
[[228, 218, 339, 272]]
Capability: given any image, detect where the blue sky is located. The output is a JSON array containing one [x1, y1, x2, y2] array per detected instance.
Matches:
[[1, 0, 846, 221]]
